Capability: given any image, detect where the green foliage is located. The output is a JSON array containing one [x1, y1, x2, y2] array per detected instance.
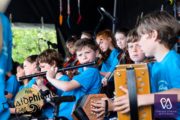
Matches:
[[12, 26, 57, 63]]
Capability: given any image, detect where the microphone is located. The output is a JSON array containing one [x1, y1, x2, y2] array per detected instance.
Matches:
[[100, 7, 116, 22], [97, 7, 104, 19], [39, 38, 58, 49], [93, 7, 104, 39], [47, 41, 58, 49], [46, 96, 76, 103]]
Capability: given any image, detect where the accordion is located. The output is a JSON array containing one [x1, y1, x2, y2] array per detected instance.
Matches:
[[114, 63, 152, 120], [72, 94, 107, 120]]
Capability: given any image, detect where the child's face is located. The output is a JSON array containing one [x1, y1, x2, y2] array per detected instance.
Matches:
[[128, 41, 145, 63], [39, 62, 52, 72], [23, 60, 37, 75], [16, 66, 25, 78], [96, 36, 112, 52], [76, 46, 97, 64], [115, 33, 127, 50], [66, 42, 75, 55], [138, 33, 155, 57]]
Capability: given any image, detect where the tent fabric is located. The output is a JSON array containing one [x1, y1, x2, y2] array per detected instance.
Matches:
[[3, 0, 165, 56]]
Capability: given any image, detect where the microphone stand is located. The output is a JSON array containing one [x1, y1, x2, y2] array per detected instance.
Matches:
[[99, 7, 117, 34], [93, 8, 104, 40], [45, 96, 75, 120], [50, 99, 64, 120], [47, 41, 51, 49], [112, 0, 117, 34], [47, 41, 58, 49]]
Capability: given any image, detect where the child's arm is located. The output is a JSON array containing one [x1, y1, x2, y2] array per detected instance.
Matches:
[[10, 108, 16, 114], [46, 67, 80, 91], [113, 87, 180, 113], [91, 88, 180, 118], [100, 72, 108, 77], [100, 72, 111, 86], [5, 93, 13, 99]]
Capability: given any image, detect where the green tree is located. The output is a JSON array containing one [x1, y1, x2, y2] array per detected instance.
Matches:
[[12, 25, 57, 63]]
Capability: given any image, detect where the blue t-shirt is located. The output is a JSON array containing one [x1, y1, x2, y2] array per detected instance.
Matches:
[[0, 13, 12, 119], [59, 67, 101, 120], [42, 75, 70, 119], [101, 48, 120, 73], [5, 75, 20, 105], [101, 48, 120, 82], [57, 75, 70, 96], [149, 50, 180, 120], [18, 77, 36, 91]]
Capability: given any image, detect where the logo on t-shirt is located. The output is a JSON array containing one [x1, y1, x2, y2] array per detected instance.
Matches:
[[158, 80, 168, 91]]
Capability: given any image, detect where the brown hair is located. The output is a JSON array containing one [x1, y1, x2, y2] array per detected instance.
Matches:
[[66, 35, 78, 44], [74, 38, 98, 52], [137, 11, 180, 49], [115, 28, 129, 36], [127, 28, 139, 43], [37, 49, 63, 68], [25, 55, 38, 63]]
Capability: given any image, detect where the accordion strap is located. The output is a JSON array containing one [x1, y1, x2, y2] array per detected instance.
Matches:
[[104, 100, 109, 119], [127, 67, 139, 120]]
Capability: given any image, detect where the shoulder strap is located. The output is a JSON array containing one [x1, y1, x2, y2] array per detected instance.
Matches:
[[0, 17, 3, 53], [127, 67, 139, 120]]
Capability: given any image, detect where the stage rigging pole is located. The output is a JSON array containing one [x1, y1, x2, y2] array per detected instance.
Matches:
[[112, 0, 117, 34]]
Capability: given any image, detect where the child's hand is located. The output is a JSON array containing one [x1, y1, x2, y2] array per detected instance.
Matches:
[[10, 108, 16, 114], [46, 67, 57, 80], [91, 99, 106, 119], [101, 77, 108, 87], [113, 86, 130, 113], [91, 97, 114, 119], [36, 77, 44, 86], [32, 84, 40, 91], [114, 86, 145, 113]]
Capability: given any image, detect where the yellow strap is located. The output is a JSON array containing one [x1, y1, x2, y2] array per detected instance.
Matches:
[[0, 17, 2, 53]]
